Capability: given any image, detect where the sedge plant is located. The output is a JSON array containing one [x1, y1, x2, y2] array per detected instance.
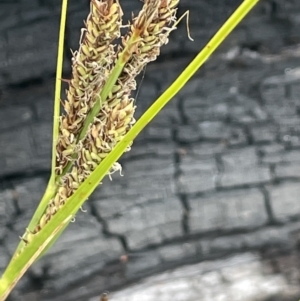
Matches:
[[0, 0, 260, 299]]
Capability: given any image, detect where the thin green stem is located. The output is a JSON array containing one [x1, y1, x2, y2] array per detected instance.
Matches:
[[13, 0, 69, 256], [51, 0, 68, 182]]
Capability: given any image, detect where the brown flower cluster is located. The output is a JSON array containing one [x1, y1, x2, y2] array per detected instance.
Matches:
[[20, 0, 180, 247], [56, 0, 123, 171]]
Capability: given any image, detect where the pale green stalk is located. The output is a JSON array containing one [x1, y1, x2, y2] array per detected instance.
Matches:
[[13, 0, 68, 256]]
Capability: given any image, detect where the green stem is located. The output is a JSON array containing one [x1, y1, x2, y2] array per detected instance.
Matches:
[[13, 0, 69, 255], [51, 0, 68, 183]]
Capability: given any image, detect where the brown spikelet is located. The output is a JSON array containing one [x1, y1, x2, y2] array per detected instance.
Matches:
[[124, 0, 179, 65], [76, 0, 179, 179], [101, 0, 180, 119], [56, 0, 123, 172]]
